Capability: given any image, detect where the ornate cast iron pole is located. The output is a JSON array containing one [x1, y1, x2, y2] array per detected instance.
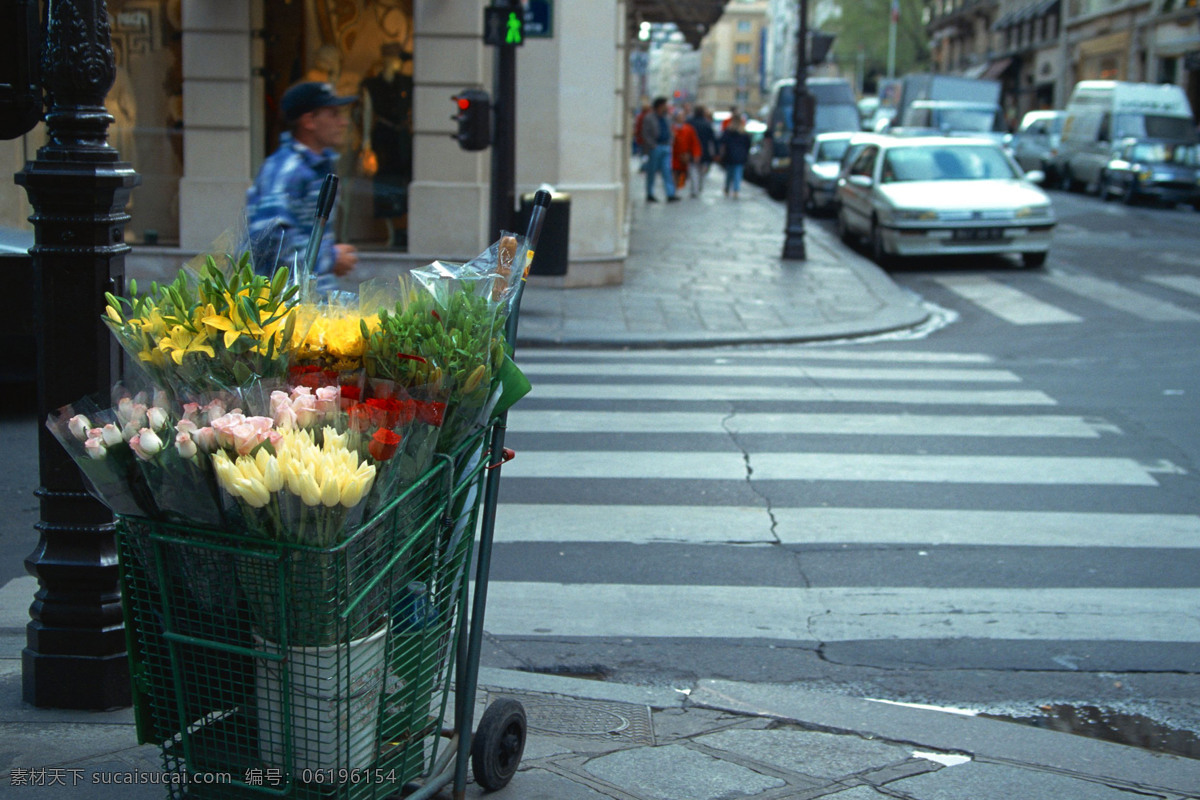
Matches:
[[15, 0, 139, 709], [782, 0, 811, 259]]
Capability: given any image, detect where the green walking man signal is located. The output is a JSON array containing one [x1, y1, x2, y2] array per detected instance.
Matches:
[[484, 4, 524, 46]]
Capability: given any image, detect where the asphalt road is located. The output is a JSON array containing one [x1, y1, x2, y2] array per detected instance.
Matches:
[[480, 191, 1200, 754]]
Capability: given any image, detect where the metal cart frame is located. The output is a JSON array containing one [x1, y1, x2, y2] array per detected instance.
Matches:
[[116, 192, 552, 800]]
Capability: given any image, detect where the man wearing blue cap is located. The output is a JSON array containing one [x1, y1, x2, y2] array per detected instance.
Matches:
[[246, 81, 359, 292]]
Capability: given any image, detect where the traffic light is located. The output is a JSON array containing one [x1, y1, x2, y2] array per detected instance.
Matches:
[[452, 89, 491, 151], [808, 31, 836, 65]]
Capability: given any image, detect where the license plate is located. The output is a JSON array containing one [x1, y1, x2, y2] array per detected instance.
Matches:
[[952, 227, 1004, 241]]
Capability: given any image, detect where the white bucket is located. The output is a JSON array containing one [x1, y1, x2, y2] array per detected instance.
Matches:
[[255, 623, 389, 774]]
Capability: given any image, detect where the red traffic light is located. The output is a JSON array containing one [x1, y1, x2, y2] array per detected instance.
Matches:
[[451, 88, 491, 151]]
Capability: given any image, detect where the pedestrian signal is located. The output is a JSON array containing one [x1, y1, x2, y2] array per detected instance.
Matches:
[[451, 89, 491, 151], [484, 5, 525, 47]]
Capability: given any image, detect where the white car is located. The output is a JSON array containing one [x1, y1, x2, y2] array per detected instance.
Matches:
[[805, 132, 855, 213], [835, 136, 1055, 269]]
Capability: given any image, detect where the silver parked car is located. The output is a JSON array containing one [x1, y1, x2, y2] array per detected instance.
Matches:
[[805, 132, 855, 213], [835, 136, 1056, 269], [1012, 110, 1066, 183]]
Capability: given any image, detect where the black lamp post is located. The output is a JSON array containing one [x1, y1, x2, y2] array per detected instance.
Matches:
[[782, 0, 812, 260], [781, 4, 835, 261], [9, 0, 139, 709]]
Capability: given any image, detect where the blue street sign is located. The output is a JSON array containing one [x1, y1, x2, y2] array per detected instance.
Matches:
[[524, 0, 552, 38]]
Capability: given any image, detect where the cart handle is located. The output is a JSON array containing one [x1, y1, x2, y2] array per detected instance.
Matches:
[[486, 447, 516, 470]]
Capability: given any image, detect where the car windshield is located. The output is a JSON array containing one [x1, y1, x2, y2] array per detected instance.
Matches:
[[1114, 114, 1197, 142], [935, 107, 1003, 133], [881, 145, 1019, 183], [816, 139, 850, 162], [1129, 142, 1200, 166]]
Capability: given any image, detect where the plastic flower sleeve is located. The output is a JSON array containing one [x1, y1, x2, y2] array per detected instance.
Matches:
[[289, 293, 374, 401], [103, 252, 306, 407], [379, 236, 529, 454], [46, 399, 158, 518]]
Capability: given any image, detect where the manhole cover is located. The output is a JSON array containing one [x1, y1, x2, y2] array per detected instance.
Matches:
[[487, 691, 655, 744]]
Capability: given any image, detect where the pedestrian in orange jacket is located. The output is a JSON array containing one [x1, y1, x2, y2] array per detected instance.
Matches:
[[671, 110, 702, 196]]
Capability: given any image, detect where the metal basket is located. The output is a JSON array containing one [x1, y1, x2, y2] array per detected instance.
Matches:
[[118, 427, 491, 799]]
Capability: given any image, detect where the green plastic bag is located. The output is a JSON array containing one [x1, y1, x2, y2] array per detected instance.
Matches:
[[492, 354, 531, 416]]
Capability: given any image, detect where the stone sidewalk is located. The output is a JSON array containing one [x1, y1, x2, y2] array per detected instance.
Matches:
[[514, 185, 930, 348]]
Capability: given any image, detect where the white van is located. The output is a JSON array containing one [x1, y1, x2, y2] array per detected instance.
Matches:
[[1056, 81, 1197, 192]]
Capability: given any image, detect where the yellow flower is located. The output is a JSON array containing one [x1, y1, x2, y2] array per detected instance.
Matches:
[[321, 426, 347, 453], [325, 315, 368, 359], [262, 457, 285, 493], [156, 325, 216, 365], [233, 476, 270, 508], [201, 312, 247, 349], [298, 472, 322, 507], [319, 471, 341, 508], [340, 463, 376, 508]]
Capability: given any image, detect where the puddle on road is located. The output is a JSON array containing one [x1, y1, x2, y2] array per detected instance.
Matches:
[[519, 664, 611, 682], [982, 704, 1200, 760]]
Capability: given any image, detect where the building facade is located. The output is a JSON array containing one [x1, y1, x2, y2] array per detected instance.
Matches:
[[4, 0, 642, 288], [698, 0, 770, 115], [927, 0, 1200, 120]]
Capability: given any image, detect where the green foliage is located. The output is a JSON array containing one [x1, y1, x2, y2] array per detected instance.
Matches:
[[826, 0, 931, 92], [364, 284, 508, 451]]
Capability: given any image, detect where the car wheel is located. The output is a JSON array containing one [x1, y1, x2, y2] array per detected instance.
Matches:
[[836, 208, 854, 245], [1021, 251, 1048, 269], [1061, 169, 1077, 193], [870, 219, 893, 268], [1042, 162, 1060, 189], [1123, 179, 1139, 206]]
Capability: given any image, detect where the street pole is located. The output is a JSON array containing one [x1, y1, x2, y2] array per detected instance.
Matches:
[[888, 0, 898, 79], [14, 0, 139, 709], [782, 0, 811, 260], [489, 1, 518, 242]]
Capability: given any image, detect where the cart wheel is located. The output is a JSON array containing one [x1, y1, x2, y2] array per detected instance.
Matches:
[[471, 698, 526, 792]]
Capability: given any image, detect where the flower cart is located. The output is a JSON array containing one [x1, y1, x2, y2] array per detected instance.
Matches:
[[50, 189, 554, 798]]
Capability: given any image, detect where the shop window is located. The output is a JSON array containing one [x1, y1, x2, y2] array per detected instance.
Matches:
[[263, 0, 414, 251], [108, 0, 184, 246]]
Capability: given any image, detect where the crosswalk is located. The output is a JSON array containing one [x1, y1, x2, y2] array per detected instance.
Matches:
[[931, 271, 1200, 326], [2, 348, 1194, 666], [484, 348, 1200, 656]]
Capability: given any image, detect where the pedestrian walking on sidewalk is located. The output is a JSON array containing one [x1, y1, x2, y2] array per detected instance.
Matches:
[[246, 81, 359, 293], [690, 105, 717, 195], [671, 109, 702, 197], [637, 96, 678, 202], [716, 115, 752, 198]]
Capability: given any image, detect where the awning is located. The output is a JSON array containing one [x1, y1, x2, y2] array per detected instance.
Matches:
[[993, 0, 1060, 30], [628, 0, 727, 48], [961, 62, 989, 79], [982, 57, 1014, 80]]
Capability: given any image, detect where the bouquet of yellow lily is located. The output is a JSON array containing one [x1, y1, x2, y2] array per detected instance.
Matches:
[[103, 252, 301, 404]]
